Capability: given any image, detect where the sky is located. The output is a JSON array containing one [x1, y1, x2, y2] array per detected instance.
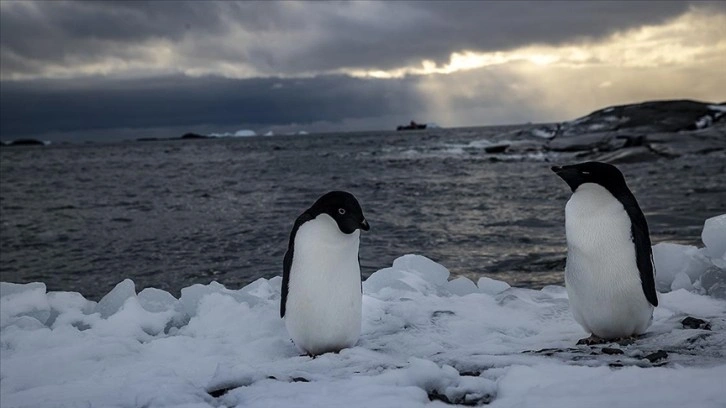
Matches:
[[1, 0, 725, 141]]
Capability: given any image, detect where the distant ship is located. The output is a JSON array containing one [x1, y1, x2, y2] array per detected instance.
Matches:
[[396, 120, 427, 131]]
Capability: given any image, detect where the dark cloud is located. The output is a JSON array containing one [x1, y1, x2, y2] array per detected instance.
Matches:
[[1, 1, 720, 77], [0, 74, 426, 139]]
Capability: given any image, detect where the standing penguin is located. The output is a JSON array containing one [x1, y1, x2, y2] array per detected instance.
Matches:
[[551, 162, 658, 344], [281, 191, 370, 356]]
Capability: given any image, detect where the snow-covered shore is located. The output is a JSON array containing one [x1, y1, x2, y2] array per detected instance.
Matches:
[[1, 215, 724, 408]]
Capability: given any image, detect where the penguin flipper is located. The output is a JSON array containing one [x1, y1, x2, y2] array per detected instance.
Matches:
[[623, 194, 658, 307], [281, 212, 313, 318]]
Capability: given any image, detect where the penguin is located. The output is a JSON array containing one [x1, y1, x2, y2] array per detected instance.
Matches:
[[551, 162, 658, 344], [280, 191, 370, 356]]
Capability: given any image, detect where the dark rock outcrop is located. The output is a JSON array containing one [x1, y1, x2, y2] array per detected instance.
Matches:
[[487, 99, 726, 163], [180, 133, 210, 139], [3, 138, 46, 146]]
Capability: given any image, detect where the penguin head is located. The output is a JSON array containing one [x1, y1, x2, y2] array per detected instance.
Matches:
[[551, 161, 627, 192], [308, 191, 370, 234]]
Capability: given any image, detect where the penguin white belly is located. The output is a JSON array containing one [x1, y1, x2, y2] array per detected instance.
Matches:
[[564, 184, 653, 338], [285, 217, 362, 355]]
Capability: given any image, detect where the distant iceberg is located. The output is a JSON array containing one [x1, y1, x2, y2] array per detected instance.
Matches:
[[208, 129, 257, 138], [263, 131, 274, 137]]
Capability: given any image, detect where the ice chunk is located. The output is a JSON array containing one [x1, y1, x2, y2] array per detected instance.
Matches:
[[364, 255, 452, 297], [179, 281, 259, 318], [363, 267, 423, 296], [652, 243, 711, 292], [702, 214, 726, 268], [392, 254, 450, 286], [698, 266, 726, 299], [670, 272, 693, 291], [96, 279, 136, 318], [268, 276, 282, 294], [138, 288, 177, 313], [239, 278, 277, 300], [0, 282, 51, 327], [46, 291, 96, 326], [234, 129, 256, 137], [93, 296, 176, 339], [477, 277, 511, 295], [138, 288, 189, 330], [446, 277, 478, 296]]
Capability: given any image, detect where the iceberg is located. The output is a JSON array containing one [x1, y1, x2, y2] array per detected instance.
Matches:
[[208, 130, 257, 138], [1, 215, 725, 408]]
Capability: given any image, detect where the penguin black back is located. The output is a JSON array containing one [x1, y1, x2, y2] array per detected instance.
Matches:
[[551, 162, 658, 307], [280, 191, 369, 318]]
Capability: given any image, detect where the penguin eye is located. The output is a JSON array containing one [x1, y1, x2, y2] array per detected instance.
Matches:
[[338, 208, 346, 215]]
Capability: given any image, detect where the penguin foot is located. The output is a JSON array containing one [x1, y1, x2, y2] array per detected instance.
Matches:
[[577, 334, 641, 346], [614, 335, 640, 346], [577, 335, 607, 345]]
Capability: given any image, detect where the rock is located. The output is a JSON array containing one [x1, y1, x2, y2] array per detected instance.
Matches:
[[5, 138, 46, 146], [180, 133, 210, 139], [591, 146, 660, 164], [484, 144, 509, 153], [601, 347, 624, 355], [681, 316, 712, 330], [559, 100, 723, 136], [546, 132, 616, 152], [642, 350, 668, 363]]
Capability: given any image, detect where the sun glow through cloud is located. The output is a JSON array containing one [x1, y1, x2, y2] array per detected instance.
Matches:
[[348, 8, 726, 79]]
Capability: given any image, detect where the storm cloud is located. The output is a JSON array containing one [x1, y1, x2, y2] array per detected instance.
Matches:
[[0, 74, 426, 138], [1, 1, 719, 78], [1, 1, 724, 140]]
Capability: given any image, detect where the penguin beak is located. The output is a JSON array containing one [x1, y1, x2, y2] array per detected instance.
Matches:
[[551, 165, 575, 178], [360, 219, 370, 231]]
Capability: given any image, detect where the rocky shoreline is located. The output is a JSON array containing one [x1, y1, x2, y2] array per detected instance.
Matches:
[[486, 99, 726, 163]]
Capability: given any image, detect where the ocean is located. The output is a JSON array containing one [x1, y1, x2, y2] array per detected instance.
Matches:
[[2, 126, 724, 300]]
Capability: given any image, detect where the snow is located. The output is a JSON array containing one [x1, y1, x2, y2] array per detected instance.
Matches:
[[531, 128, 556, 139], [695, 115, 713, 129], [2, 216, 725, 408]]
